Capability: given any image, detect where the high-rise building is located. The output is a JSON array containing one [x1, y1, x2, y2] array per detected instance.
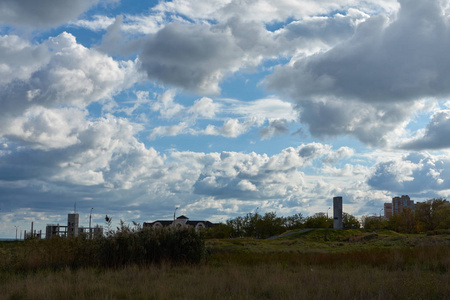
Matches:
[[392, 195, 414, 215], [383, 195, 414, 218], [384, 203, 393, 218]]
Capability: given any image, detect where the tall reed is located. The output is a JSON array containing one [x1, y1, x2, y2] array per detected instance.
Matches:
[[0, 226, 206, 272]]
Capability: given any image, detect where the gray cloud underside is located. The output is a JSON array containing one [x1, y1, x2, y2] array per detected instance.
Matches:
[[259, 119, 290, 140], [138, 22, 245, 95], [267, 0, 450, 103], [367, 152, 450, 195], [136, 11, 364, 94], [0, 0, 108, 28], [296, 99, 417, 147], [264, 0, 450, 146], [400, 110, 450, 150]]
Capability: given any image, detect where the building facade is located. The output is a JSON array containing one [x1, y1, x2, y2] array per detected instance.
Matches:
[[384, 203, 393, 218], [392, 195, 415, 215], [144, 215, 214, 231], [384, 195, 415, 218]]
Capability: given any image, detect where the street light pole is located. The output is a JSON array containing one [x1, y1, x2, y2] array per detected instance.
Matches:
[[380, 208, 384, 218], [174, 207, 178, 220], [14, 225, 18, 240], [254, 207, 260, 238], [89, 208, 93, 239]]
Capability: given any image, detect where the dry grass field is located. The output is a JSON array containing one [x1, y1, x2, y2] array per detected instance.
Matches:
[[1, 229, 449, 299]]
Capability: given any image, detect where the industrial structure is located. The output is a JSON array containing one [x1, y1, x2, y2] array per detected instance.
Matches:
[[333, 196, 343, 229], [24, 222, 42, 239], [67, 213, 79, 237], [143, 215, 213, 231], [45, 212, 103, 239]]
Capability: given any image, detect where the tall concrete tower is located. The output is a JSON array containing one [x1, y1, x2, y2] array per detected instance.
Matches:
[[67, 213, 79, 237], [333, 196, 343, 229]]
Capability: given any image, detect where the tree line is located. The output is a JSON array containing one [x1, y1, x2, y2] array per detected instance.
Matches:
[[362, 198, 450, 233], [207, 211, 360, 239], [207, 198, 449, 238]]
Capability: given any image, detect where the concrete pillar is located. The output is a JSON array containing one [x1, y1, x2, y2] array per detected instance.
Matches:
[[68, 213, 79, 237], [333, 196, 343, 229]]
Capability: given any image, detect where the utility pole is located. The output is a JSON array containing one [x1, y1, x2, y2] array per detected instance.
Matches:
[[254, 207, 259, 239]]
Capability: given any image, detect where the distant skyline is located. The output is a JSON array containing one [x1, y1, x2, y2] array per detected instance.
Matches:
[[1, 0, 450, 238]]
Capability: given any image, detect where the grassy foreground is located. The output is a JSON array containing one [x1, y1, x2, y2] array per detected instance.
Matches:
[[1, 229, 449, 299]]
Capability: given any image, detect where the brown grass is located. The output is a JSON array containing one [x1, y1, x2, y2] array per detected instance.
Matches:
[[1, 230, 449, 299], [1, 260, 448, 300]]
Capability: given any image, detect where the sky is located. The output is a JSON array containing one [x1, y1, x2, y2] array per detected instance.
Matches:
[[1, 0, 450, 238]]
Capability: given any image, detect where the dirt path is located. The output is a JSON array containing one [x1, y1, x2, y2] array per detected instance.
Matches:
[[267, 228, 313, 239]]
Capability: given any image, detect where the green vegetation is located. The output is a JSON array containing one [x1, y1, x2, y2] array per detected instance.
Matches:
[[1, 229, 449, 299], [207, 211, 361, 239], [208, 228, 450, 253], [212, 198, 450, 239]]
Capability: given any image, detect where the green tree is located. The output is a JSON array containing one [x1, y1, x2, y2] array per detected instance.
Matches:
[[435, 203, 450, 229], [304, 213, 332, 228], [363, 215, 388, 230], [205, 223, 233, 238], [241, 212, 261, 237], [397, 208, 416, 233], [343, 213, 360, 229], [284, 213, 304, 230], [226, 216, 244, 237], [387, 214, 400, 231], [226, 212, 306, 238], [255, 212, 285, 238], [415, 198, 449, 231]]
